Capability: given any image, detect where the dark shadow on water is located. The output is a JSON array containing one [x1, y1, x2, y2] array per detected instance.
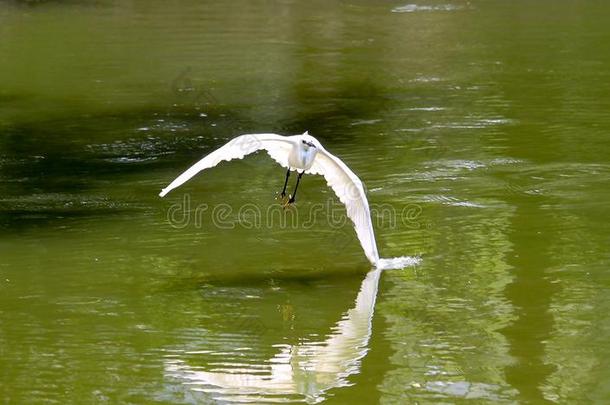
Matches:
[[0, 107, 243, 195], [501, 197, 559, 403], [1, 0, 106, 8], [157, 265, 369, 295], [0, 207, 142, 232], [279, 77, 392, 143]]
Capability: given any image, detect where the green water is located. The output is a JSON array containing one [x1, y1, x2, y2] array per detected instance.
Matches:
[[1, 0, 610, 403]]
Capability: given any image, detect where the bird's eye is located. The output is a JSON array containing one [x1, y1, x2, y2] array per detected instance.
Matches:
[[302, 140, 306, 144]]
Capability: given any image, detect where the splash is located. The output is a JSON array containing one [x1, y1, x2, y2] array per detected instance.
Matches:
[[376, 256, 421, 270]]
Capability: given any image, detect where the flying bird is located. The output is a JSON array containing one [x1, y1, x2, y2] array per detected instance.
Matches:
[[159, 131, 415, 269]]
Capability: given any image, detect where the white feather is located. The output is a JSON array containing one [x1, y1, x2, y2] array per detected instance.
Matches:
[[158, 133, 292, 197], [305, 147, 379, 265]]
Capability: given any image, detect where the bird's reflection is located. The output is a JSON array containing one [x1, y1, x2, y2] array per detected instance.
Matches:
[[165, 269, 383, 403]]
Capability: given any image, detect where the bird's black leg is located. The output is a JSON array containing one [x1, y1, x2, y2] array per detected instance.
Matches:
[[288, 171, 304, 204], [280, 169, 291, 198]]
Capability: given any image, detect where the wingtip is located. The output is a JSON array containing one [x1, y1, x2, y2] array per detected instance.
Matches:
[[159, 189, 168, 197]]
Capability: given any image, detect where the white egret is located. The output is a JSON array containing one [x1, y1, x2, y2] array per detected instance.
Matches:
[[159, 131, 415, 269]]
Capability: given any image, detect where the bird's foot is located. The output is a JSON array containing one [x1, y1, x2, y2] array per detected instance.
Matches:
[[276, 192, 292, 207], [282, 196, 296, 209]]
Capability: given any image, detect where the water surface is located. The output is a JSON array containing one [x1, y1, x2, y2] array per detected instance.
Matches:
[[1, 0, 610, 403]]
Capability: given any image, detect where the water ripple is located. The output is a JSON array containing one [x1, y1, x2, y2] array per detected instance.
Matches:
[[392, 4, 467, 13]]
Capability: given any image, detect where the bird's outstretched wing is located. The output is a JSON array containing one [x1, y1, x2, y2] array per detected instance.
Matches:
[[306, 148, 379, 265], [159, 133, 293, 197]]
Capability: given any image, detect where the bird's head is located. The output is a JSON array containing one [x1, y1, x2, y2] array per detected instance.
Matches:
[[299, 131, 319, 151]]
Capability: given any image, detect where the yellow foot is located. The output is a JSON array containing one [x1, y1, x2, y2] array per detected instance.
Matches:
[[282, 197, 296, 209]]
